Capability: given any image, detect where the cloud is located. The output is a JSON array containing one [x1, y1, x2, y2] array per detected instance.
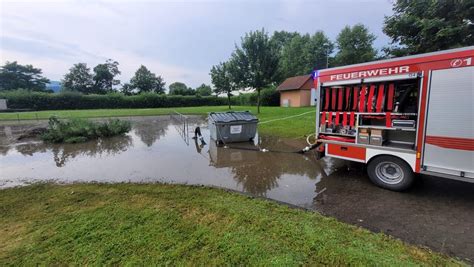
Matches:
[[107, 48, 210, 87], [1, 35, 104, 61], [1, 0, 394, 88]]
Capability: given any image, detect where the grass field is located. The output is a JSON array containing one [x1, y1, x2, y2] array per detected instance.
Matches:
[[0, 183, 462, 266], [1, 106, 462, 265], [0, 106, 316, 138]]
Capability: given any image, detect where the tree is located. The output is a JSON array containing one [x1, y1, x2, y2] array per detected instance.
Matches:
[[93, 59, 120, 93], [383, 0, 474, 56], [270, 31, 300, 83], [0, 61, 50, 91], [62, 63, 94, 94], [120, 83, 134, 96], [308, 31, 335, 70], [270, 31, 300, 55], [334, 24, 377, 66], [210, 62, 236, 109], [278, 31, 334, 79], [229, 29, 279, 113], [195, 83, 212, 96], [129, 65, 166, 94], [168, 82, 194, 95], [279, 34, 310, 79]]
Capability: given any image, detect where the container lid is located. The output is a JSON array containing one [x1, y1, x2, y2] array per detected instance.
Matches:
[[209, 111, 258, 123]]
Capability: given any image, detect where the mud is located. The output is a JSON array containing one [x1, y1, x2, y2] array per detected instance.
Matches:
[[0, 115, 473, 261]]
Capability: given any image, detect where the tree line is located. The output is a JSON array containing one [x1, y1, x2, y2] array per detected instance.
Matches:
[[62, 61, 213, 96], [210, 24, 381, 113], [1, 0, 472, 111], [210, 24, 378, 112], [0, 60, 213, 97]]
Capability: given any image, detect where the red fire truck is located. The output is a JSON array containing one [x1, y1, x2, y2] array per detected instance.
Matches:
[[313, 46, 473, 191]]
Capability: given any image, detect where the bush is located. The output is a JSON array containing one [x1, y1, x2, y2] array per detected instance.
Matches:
[[0, 90, 228, 110], [0, 88, 280, 110], [231, 86, 280, 106], [41, 116, 131, 143]]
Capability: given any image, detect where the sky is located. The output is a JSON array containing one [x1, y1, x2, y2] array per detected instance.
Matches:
[[0, 0, 394, 88]]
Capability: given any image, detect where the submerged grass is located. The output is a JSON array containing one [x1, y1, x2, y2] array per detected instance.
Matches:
[[0, 106, 315, 138], [0, 183, 463, 266], [41, 116, 131, 143]]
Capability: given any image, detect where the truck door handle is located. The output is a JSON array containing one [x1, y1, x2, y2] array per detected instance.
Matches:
[[340, 146, 348, 151]]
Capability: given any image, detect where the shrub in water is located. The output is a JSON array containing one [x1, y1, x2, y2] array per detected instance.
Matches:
[[95, 119, 132, 137], [41, 116, 131, 143]]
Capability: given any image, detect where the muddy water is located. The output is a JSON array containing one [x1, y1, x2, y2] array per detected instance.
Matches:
[[0, 116, 337, 206], [1, 116, 473, 261]]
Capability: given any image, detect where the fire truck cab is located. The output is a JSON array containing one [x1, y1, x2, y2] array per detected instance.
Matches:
[[314, 46, 474, 191]]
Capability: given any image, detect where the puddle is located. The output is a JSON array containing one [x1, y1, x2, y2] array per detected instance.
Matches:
[[0, 116, 340, 206], [1, 115, 473, 261]]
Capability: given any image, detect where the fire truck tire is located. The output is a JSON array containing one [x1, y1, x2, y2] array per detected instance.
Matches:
[[367, 155, 415, 191]]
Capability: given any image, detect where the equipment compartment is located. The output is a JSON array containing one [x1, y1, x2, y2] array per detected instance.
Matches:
[[326, 143, 366, 161], [318, 74, 420, 151]]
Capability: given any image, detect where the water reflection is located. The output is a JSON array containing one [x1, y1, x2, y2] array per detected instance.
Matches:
[[208, 139, 322, 196], [14, 136, 133, 167], [193, 137, 206, 154], [0, 145, 9, 156], [133, 119, 167, 147]]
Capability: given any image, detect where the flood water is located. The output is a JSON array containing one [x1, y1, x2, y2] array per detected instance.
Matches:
[[1, 116, 473, 261]]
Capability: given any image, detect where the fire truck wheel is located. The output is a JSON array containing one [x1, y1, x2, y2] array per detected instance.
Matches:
[[367, 155, 415, 191]]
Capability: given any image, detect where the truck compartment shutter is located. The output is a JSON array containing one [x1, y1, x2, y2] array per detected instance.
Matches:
[[423, 66, 474, 178]]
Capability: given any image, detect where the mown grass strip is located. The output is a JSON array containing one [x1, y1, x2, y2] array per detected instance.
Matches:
[[0, 183, 464, 266], [0, 106, 316, 138]]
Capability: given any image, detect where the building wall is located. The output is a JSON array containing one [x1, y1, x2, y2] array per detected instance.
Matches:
[[279, 78, 315, 107], [280, 90, 313, 107], [300, 90, 311, 106], [280, 90, 301, 107]]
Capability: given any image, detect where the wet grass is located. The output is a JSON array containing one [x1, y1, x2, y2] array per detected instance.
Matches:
[[0, 183, 463, 266], [0, 106, 315, 138], [41, 117, 131, 143]]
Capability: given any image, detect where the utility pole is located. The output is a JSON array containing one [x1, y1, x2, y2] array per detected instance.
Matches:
[[326, 47, 329, 69]]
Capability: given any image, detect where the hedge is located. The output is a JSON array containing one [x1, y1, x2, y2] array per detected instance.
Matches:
[[0, 91, 229, 110], [0, 88, 280, 110], [231, 87, 280, 106]]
